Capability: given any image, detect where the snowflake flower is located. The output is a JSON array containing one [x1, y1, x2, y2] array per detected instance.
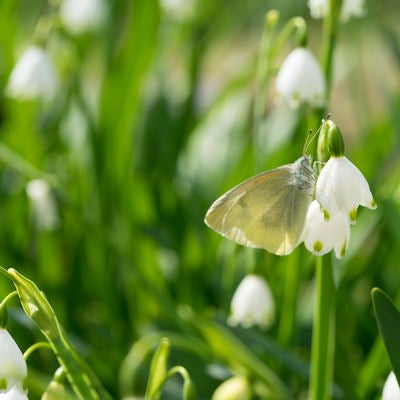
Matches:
[[275, 47, 326, 109], [301, 200, 350, 259], [60, 0, 108, 35], [308, 0, 366, 22], [0, 329, 27, 394], [6, 46, 58, 101], [228, 275, 275, 329], [316, 156, 377, 224]]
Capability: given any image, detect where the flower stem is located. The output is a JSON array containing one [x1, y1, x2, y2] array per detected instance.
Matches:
[[309, 256, 335, 400], [278, 251, 301, 347], [320, 0, 342, 107]]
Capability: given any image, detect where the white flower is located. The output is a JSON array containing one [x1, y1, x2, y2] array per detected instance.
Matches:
[[0, 329, 27, 393], [308, 0, 366, 22], [316, 156, 377, 223], [60, 0, 108, 35], [211, 376, 251, 400], [308, 0, 328, 18], [159, 0, 197, 21], [228, 275, 275, 329], [26, 179, 59, 231], [6, 46, 58, 101], [301, 200, 350, 259], [382, 372, 400, 400], [0, 385, 28, 400], [275, 48, 326, 109]]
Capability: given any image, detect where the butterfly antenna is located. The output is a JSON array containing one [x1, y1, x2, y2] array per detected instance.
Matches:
[[303, 113, 332, 155]]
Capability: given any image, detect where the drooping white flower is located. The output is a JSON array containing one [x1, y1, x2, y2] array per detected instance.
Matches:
[[26, 179, 59, 231], [59, 0, 108, 35], [6, 46, 58, 101], [159, 0, 197, 21], [308, 0, 366, 22], [228, 275, 275, 329], [0, 329, 27, 393], [301, 200, 350, 259], [211, 376, 251, 400], [382, 372, 400, 400], [0, 385, 28, 400], [316, 156, 377, 224], [275, 47, 326, 109]]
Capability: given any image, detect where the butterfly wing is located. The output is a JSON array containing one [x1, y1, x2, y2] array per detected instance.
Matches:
[[204, 158, 314, 255]]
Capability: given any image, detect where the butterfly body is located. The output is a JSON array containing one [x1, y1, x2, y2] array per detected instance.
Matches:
[[204, 156, 315, 255]]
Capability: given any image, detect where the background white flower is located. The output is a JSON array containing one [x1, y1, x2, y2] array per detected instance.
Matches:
[[316, 156, 376, 223], [26, 179, 59, 231], [301, 200, 350, 259], [60, 0, 108, 35], [6, 46, 58, 101], [0, 329, 27, 393], [275, 47, 326, 109], [382, 372, 400, 400], [308, 0, 366, 22], [228, 275, 275, 329], [211, 376, 250, 400]]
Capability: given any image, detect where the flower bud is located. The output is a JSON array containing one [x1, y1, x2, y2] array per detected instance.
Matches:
[[318, 119, 345, 160], [211, 376, 251, 400], [7, 269, 59, 340]]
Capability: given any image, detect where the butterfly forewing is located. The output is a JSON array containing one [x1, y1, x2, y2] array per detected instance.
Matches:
[[204, 156, 314, 255]]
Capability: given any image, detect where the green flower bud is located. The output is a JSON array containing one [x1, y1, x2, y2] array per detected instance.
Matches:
[[7, 268, 60, 340], [318, 119, 345, 161]]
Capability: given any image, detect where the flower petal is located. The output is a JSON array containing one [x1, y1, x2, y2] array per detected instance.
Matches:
[[301, 200, 350, 259]]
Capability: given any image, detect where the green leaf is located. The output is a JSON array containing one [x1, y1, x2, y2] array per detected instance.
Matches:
[[371, 287, 400, 384], [145, 338, 170, 400]]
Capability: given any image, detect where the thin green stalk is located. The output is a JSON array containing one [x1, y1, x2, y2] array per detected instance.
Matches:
[[278, 250, 301, 347], [320, 0, 342, 106], [309, 256, 335, 400]]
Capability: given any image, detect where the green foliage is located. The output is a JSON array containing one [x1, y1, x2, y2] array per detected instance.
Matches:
[[0, 0, 399, 399], [372, 288, 400, 385]]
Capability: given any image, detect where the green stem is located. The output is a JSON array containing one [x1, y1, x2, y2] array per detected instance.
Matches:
[[23, 341, 52, 360], [320, 0, 342, 106], [309, 256, 335, 400], [278, 251, 301, 347]]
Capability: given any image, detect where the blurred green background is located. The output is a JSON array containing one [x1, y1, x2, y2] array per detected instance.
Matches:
[[0, 0, 399, 399]]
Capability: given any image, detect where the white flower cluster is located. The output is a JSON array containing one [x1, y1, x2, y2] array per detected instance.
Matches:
[[0, 329, 28, 399], [308, 0, 366, 22], [300, 122, 376, 259]]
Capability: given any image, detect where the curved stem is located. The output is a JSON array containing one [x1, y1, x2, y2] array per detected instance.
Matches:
[[24, 341, 52, 360], [309, 256, 335, 400]]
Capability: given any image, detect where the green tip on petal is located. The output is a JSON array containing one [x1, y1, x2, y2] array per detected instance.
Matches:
[[349, 208, 357, 223], [323, 208, 330, 220], [340, 242, 347, 258], [313, 241, 323, 252], [0, 378, 7, 390], [370, 199, 377, 209]]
